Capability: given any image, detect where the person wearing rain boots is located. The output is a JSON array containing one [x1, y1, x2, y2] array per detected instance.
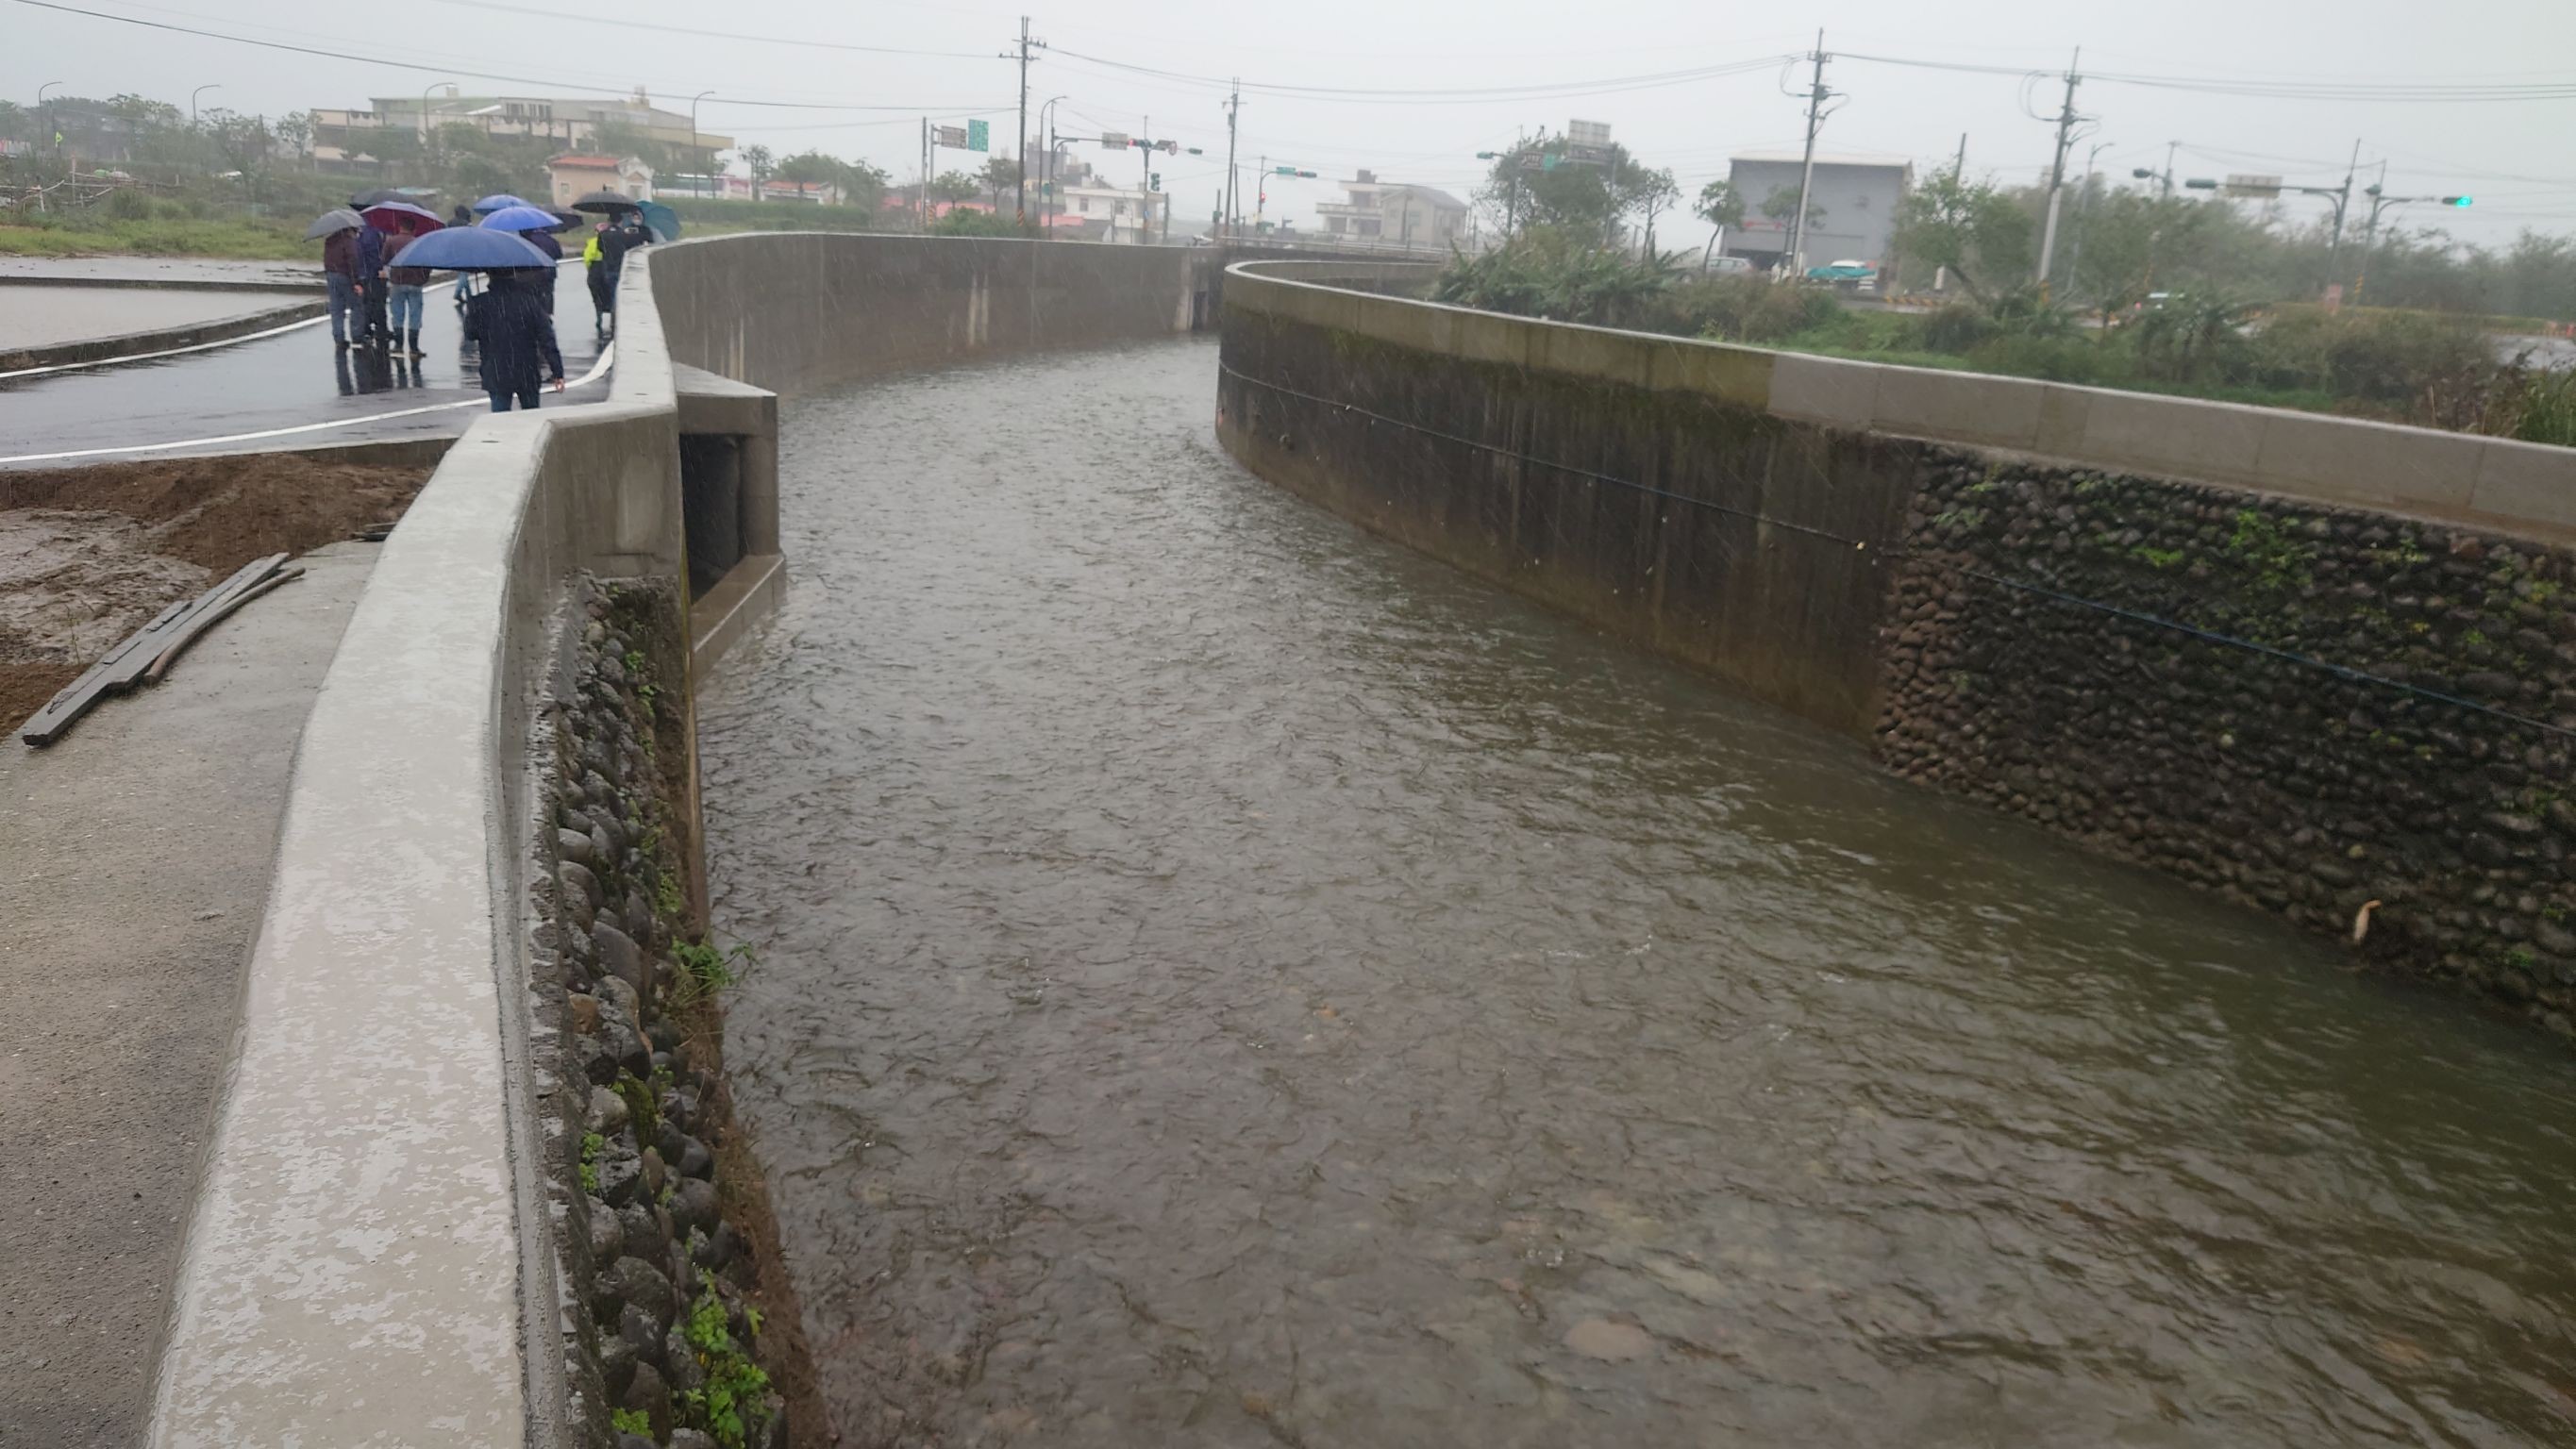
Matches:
[[383, 227, 431, 358], [320, 222, 362, 349], [356, 220, 391, 346]]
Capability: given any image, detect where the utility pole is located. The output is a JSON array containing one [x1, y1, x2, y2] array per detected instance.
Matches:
[[1224, 80, 1241, 240], [919, 117, 929, 232], [1788, 31, 1834, 278], [2325, 136, 2362, 295], [2033, 46, 2083, 294], [2160, 140, 2177, 197], [1953, 132, 1966, 178], [1003, 18, 1044, 223]]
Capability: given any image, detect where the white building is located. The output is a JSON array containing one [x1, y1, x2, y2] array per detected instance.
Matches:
[[1314, 171, 1469, 250], [1721, 153, 1914, 275], [545, 154, 655, 208], [1058, 181, 1169, 243]]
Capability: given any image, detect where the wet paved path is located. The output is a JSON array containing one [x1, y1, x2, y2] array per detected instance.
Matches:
[[0, 287, 281, 351], [0, 542, 378, 1448], [0, 262, 607, 465], [700, 337, 2576, 1448]]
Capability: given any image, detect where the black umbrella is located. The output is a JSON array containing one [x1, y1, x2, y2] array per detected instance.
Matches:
[[547, 208, 588, 233], [570, 189, 643, 214], [349, 188, 405, 208]]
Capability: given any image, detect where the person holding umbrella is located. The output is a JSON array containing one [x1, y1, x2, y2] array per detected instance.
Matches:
[[398, 226, 564, 409], [448, 204, 475, 307], [360, 201, 444, 358], [310, 208, 367, 349], [477, 205, 567, 318]]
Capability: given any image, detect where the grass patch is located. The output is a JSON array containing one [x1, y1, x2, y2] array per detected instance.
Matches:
[[0, 216, 309, 259]]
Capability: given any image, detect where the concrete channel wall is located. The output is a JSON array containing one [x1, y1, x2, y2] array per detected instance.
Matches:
[[1218, 259, 2576, 1027], [146, 233, 1225, 1445]]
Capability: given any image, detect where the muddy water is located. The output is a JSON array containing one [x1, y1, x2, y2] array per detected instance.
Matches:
[[699, 337, 2576, 1448]]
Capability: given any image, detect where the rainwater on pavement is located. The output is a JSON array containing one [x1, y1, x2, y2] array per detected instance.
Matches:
[[698, 335, 2576, 1449]]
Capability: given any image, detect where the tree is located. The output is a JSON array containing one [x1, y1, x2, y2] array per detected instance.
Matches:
[[1473, 132, 1677, 245], [1759, 185, 1826, 234], [1696, 178, 1746, 270], [743, 144, 774, 201], [979, 156, 1022, 209], [928, 171, 980, 206], [1889, 169, 2033, 302], [272, 111, 314, 170], [775, 150, 889, 209]]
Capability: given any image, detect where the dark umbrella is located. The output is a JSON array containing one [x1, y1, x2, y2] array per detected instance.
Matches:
[[477, 205, 565, 234], [361, 200, 445, 233], [304, 207, 365, 240], [547, 208, 587, 233], [570, 189, 643, 214], [389, 226, 553, 271], [349, 188, 406, 208], [471, 192, 540, 214]]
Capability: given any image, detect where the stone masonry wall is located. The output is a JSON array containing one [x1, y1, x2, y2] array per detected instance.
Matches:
[[531, 578, 819, 1448], [1878, 455, 2576, 1028]]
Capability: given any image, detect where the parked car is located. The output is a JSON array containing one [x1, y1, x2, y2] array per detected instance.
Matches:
[[1703, 255, 1753, 276], [1804, 258, 1879, 291]]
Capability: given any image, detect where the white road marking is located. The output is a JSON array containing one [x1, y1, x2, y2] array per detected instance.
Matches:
[[0, 341, 616, 465], [0, 312, 330, 381]]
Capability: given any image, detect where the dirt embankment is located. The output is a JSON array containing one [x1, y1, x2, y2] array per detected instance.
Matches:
[[0, 455, 428, 724]]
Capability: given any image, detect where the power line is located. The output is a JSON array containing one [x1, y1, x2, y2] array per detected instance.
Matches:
[[8, 0, 991, 111], [422, 0, 992, 58]]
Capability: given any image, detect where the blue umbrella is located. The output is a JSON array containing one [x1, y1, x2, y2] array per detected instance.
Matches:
[[638, 200, 680, 242], [478, 205, 563, 233], [470, 192, 539, 214], [389, 225, 553, 271]]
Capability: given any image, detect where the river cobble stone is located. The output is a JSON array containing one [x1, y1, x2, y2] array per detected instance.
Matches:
[[534, 579, 798, 1447], [1879, 457, 2576, 1030]]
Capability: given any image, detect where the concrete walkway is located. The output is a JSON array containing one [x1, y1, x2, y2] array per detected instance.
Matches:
[[0, 287, 289, 351], [0, 541, 377, 1448]]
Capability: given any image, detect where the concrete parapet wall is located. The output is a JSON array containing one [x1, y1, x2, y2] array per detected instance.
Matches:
[[645, 232, 1212, 395], [147, 232, 1232, 1445], [1228, 263, 2576, 540], [1217, 259, 2576, 1028]]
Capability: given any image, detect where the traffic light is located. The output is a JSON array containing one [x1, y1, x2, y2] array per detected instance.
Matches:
[[2445, 195, 2473, 208], [1150, 173, 1162, 191]]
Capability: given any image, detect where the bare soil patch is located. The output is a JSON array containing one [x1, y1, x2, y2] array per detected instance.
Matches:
[[0, 454, 427, 724]]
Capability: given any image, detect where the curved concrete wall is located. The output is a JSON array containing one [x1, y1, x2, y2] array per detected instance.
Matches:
[[1215, 259, 2576, 1024], [146, 233, 1221, 1445]]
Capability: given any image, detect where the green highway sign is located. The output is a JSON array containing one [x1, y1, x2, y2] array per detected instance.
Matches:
[[967, 119, 990, 152]]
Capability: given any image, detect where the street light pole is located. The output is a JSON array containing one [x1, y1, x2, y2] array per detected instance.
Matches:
[[38, 81, 63, 185], [690, 91, 715, 196], [192, 84, 219, 128], [1038, 94, 1068, 236]]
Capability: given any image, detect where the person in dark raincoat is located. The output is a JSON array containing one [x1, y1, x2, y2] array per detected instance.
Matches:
[[320, 224, 363, 348], [591, 215, 649, 339], [449, 204, 476, 308], [523, 223, 564, 315], [356, 223, 390, 345], [465, 268, 564, 411]]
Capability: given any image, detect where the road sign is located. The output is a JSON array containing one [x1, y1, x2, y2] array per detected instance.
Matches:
[[1100, 131, 1129, 149], [934, 125, 968, 150], [967, 119, 990, 152], [2222, 173, 2283, 198], [1568, 118, 1612, 149], [1158, 139, 1179, 155]]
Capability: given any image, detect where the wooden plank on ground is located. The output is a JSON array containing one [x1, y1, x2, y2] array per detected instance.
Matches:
[[17, 553, 291, 747], [145, 566, 304, 683]]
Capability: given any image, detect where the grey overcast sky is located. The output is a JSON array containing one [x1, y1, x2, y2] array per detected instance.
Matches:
[[11, 0, 2576, 245]]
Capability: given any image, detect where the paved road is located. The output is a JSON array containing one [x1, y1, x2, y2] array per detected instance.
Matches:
[[0, 541, 377, 1449], [0, 287, 287, 350], [0, 257, 320, 288], [0, 263, 611, 466]]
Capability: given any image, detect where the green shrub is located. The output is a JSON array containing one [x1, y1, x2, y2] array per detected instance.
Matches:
[[1430, 229, 1676, 328], [1920, 303, 1997, 354], [1964, 334, 2111, 383], [103, 187, 155, 221]]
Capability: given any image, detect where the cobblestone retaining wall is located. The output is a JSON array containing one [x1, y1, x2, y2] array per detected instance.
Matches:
[[1880, 459, 2576, 1028], [534, 578, 816, 1448]]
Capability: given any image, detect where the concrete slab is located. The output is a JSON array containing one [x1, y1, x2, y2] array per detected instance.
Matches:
[[2253, 410, 2482, 511], [1767, 353, 1882, 430], [1870, 365, 2045, 449], [2469, 437, 2576, 535], [0, 541, 377, 1449], [0, 288, 284, 352]]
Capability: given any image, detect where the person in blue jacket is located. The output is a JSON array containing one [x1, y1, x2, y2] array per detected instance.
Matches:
[[465, 268, 564, 410]]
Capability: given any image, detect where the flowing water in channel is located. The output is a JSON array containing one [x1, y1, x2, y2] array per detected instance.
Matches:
[[698, 337, 2576, 1448]]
